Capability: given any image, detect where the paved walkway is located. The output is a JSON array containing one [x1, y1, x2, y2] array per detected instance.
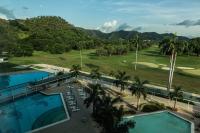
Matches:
[[79, 76, 200, 112], [32, 64, 200, 100]]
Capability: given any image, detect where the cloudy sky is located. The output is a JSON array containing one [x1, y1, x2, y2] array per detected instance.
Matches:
[[0, 0, 200, 37]]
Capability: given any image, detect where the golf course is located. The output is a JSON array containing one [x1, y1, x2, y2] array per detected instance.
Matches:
[[6, 45, 200, 94]]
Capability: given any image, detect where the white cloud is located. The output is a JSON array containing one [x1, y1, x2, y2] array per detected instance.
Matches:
[[98, 20, 143, 33], [97, 20, 118, 33], [104, 20, 117, 27], [0, 6, 15, 19], [0, 14, 8, 20]]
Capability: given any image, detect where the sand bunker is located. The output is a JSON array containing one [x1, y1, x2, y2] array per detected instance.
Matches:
[[132, 62, 200, 76], [177, 67, 195, 70]]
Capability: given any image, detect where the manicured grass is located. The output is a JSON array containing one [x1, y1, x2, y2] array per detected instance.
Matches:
[[8, 45, 200, 94]]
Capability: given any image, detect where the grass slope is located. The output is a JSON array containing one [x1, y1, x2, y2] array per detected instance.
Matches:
[[9, 45, 200, 94]]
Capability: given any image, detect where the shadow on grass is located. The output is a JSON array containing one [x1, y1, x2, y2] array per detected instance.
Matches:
[[141, 50, 165, 57], [85, 63, 99, 69], [87, 52, 98, 59], [0, 62, 32, 73]]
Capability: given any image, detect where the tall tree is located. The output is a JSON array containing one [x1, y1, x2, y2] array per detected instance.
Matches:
[[98, 96, 135, 133], [190, 38, 200, 56], [129, 76, 149, 109], [159, 34, 181, 92], [84, 84, 105, 115], [169, 86, 183, 109], [114, 71, 130, 92], [90, 68, 101, 84], [134, 35, 139, 71]]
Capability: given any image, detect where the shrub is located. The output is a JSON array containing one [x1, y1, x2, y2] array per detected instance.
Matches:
[[141, 101, 165, 112], [56, 71, 64, 76], [193, 112, 200, 118], [123, 109, 136, 115]]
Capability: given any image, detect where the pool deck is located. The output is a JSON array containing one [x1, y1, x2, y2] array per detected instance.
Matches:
[[2, 64, 199, 132], [37, 80, 200, 133], [36, 82, 100, 133]]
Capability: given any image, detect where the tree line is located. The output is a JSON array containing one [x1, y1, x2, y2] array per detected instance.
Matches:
[[96, 39, 153, 56], [0, 16, 200, 57], [159, 37, 200, 56]]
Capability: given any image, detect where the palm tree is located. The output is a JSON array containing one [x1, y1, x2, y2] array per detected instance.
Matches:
[[114, 71, 130, 92], [84, 84, 105, 115], [159, 34, 181, 92], [78, 44, 83, 68], [129, 76, 149, 109], [90, 68, 101, 84], [70, 64, 81, 78], [56, 71, 64, 76], [169, 86, 183, 109], [109, 70, 115, 77], [134, 35, 139, 71], [109, 70, 115, 89], [98, 95, 135, 133]]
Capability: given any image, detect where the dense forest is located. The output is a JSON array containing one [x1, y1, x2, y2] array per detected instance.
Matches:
[[0, 16, 199, 57]]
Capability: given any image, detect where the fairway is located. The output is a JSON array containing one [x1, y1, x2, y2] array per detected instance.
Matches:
[[9, 45, 200, 94]]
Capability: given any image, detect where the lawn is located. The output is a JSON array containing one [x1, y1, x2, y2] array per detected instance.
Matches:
[[6, 45, 200, 94]]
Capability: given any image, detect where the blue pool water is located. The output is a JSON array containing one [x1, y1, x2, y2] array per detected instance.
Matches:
[[0, 71, 51, 101], [124, 111, 192, 133], [0, 71, 50, 88], [0, 93, 68, 133]]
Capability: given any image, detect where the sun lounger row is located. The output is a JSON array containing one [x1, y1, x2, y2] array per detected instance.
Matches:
[[77, 88, 88, 100], [65, 87, 80, 112]]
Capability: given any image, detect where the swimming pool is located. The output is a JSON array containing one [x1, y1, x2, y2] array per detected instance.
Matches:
[[0, 71, 50, 88], [0, 71, 51, 101], [0, 93, 69, 133], [124, 111, 193, 133]]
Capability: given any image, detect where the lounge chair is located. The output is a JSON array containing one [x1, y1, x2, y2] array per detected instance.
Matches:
[[79, 92, 86, 96], [66, 92, 72, 95], [67, 100, 76, 105], [80, 95, 86, 99], [68, 102, 76, 106], [66, 97, 74, 100], [71, 106, 80, 112]]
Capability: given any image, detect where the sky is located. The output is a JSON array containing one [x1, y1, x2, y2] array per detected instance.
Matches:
[[0, 0, 200, 37]]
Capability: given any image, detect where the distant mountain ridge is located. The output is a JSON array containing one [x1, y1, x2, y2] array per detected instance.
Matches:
[[83, 29, 189, 41], [0, 16, 190, 44]]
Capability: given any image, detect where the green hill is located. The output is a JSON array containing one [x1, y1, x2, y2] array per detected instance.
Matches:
[[0, 16, 199, 57]]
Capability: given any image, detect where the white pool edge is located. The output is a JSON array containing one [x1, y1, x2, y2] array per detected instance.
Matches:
[[124, 110, 194, 133], [26, 93, 70, 133]]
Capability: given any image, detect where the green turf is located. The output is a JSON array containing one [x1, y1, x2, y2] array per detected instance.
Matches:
[[6, 45, 200, 94]]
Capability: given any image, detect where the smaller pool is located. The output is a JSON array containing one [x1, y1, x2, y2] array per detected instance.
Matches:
[[0, 71, 50, 88], [124, 111, 193, 133], [0, 71, 51, 101]]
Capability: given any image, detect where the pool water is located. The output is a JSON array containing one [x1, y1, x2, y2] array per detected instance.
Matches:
[[0, 71, 51, 101], [124, 111, 192, 133], [0, 93, 68, 133], [0, 71, 50, 88]]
